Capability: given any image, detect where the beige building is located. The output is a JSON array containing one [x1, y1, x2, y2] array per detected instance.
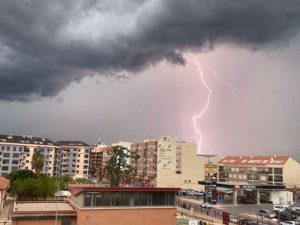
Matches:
[[55, 141, 91, 179], [218, 155, 300, 188], [0, 134, 56, 176], [156, 136, 205, 191], [130, 136, 208, 190]]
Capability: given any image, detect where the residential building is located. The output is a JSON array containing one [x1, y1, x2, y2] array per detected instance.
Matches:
[[215, 155, 300, 204], [218, 155, 300, 188], [0, 176, 9, 213], [156, 136, 205, 191], [130, 136, 207, 190], [0, 134, 56, 176], [89, 145, 111, 181], [55, 141, 91, 179], [131, 140, 158, 187]]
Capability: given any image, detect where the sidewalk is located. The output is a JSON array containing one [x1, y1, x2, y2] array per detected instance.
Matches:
[[177, 207, 224, 225]]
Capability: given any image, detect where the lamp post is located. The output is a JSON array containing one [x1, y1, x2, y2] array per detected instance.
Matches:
[[87, 192, 99, 225], [184, 179, 191, 209]]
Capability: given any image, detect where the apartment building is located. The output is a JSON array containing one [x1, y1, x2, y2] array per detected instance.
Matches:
[[89, 145, 112, 181], [129, 136, 207, 190], [156, 136, 205, 190], [55, 141, 91, 179], [218, 155, 300, 188], [131, 140, 158, 187], [0, 134, 56, 176]]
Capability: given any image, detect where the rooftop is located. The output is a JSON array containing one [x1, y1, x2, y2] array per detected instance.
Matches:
[[12, 202, 77, 218], [55, 140, 90, 147], [0, 134, 54, 146], [219, 155, 290, 166], [15, 202, 74, 212], [68, 184, 180, 196]]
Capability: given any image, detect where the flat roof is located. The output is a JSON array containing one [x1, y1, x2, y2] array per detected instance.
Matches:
[[68, 185, 180, 196], [12, 202, 77, 218]]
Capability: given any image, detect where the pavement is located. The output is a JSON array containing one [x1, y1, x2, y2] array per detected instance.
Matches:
[[0, 197, 14, 225]]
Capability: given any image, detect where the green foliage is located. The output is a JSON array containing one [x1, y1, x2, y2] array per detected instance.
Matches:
[[104, 145, 140, 187], [7, 170, 36, 182], [31, 151, 45, 176], [10, 177, 57, 200], [74, 178, 89, 184]]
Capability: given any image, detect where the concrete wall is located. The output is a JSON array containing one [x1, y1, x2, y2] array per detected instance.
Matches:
[[156, 137, 205, 190], [284, 158, 300, 188]]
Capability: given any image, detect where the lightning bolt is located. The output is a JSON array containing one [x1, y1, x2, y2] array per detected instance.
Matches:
[[192, 55, 212, 154], [191, 55, 238, 154]]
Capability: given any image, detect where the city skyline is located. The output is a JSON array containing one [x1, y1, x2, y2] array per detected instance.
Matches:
[[0, 1, 300, 159]]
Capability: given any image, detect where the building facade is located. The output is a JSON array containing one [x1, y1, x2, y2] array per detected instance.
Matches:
[[129, 136, 207, 190], [156, 136, 205, 191], [218, 155, 300, 188], [68, 185, 178, 225], [0, 134, 56, 177], [131, 140, 158, 187], [55, 141, 91, 179]]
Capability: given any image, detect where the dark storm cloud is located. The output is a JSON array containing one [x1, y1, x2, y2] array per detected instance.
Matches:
[[0, 0, 300, 101]]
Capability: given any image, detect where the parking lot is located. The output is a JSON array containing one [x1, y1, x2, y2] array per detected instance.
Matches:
[[177, 196, 300, 224]]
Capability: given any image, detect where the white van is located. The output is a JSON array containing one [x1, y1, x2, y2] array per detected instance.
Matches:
[[273, 204, 289, 212]]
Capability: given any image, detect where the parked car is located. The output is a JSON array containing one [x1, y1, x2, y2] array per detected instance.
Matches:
[[239, 219, 258, 225], [274, 204, 289, 213], [281, 221, 300, 225], [285, 207, 300, 217], [258, 209, 276, 218], [230, 215, 239, 224], [277, 210, 296, 221], [200, 202, 212, 208]]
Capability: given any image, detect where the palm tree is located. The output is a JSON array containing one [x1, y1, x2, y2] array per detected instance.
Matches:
[[32, 151, 45, 177]]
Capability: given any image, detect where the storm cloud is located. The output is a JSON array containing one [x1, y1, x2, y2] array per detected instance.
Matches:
[[0, 0, 300, 101]]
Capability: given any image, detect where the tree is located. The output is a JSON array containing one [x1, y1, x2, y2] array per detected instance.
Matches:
[[104, 145, 139, 187], [32, 151, 45, 176]]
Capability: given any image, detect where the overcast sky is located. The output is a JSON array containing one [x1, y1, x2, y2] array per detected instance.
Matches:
[[0, 0, 300, 160]]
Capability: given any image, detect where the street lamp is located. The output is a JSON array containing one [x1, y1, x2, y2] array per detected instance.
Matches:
[[86, 192, 99, 225], [184, 179, 191, 209]]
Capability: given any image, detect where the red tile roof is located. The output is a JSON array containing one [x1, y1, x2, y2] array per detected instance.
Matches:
[[0, 176, 10, 190], [218, 156, 290, 166]]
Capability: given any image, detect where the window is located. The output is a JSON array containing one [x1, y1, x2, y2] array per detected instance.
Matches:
[[11, 166, 18, 171], [1, 146, 5, 150], [3, 153, 10, 158], [12, 160, 19, 164], [274, 168, 283, 174], [13, 147, 16, 151], [84, 160, 89, 164], [2, 159, 9, 164], [2, 166, 9, 171], [274, 176, 283, 182], [13, 153, 19, 158]]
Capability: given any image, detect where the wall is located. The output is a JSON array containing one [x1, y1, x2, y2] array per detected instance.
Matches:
[[284, 158, 300, 188], [76, 207, 176, 225], [12, 218, 76, 225], [156, 137, 205, 191]]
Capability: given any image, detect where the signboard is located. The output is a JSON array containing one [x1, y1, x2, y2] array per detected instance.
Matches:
[[189, 220, 199, 225], [223, 212, 230, 225], [241, 185, 256, 190]]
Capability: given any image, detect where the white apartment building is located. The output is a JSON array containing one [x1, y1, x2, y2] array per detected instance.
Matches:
[[55, 141, 91, 179], [0, 134, 56, 176]]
